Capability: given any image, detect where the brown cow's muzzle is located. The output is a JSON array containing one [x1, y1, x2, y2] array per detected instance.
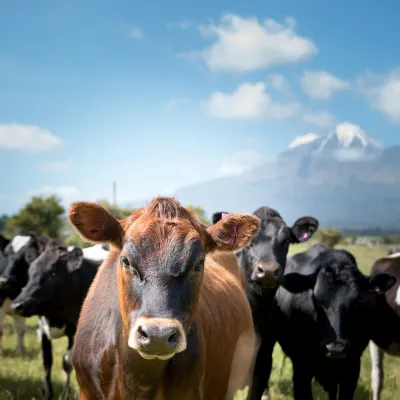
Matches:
[[128, 317, 187, 360], [250, 261, 282, 288]]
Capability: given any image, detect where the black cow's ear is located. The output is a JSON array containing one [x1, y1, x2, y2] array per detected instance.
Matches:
[[368, 273, 396, 294], [290, 217, 319, 243], [67, 247, 84, 272], [281, 271, 318, 293], [212, 212, 230, 225]]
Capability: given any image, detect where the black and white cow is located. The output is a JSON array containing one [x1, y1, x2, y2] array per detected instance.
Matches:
[[212, 208, 319, 399], [0, 233, 11, 353], [274, 244, 395, 400], [0, 232, 49, 356], [368, 251, 400, 400], [11, 240, 107, 400]]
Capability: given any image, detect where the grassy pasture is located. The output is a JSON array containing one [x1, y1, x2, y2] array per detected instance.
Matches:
[[1, 243, 399, 399]]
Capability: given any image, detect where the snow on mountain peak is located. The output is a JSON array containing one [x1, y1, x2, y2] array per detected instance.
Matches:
[[318, 122, 383, 152], [336, 122, 368, 147], [288, 133, 320, 149]]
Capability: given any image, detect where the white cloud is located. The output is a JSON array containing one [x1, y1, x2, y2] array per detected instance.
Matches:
[[0, 124, 62, 151], [27, 186, 79, 198], [184, 14, 317, 72], [129, 27, 143, 39], [357, 68, 400, 123], [39, 159, 72, 173], [167, 19, 192, 30], [267, 73, 292, 95], [218, 150, 270, 176], [302, 110, 334, 127], [288, 133, 320, 149], [205, 82, 300, 120], [301, 70, 350, 100]]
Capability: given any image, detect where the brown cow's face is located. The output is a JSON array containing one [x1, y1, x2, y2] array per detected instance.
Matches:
[[119, 220, 205, 360], [68, 197, 260, 361]]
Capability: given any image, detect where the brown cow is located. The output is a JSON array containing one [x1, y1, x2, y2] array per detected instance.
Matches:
[[68, 196, 260, 399], [368, 251, 400, 400]]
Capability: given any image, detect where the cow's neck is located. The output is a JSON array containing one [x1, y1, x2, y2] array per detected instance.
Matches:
[[117, 332, 169, 398]]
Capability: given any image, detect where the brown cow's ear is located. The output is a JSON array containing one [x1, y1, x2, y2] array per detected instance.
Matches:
[[68, 202, 124, 248], [206, 213, 260, 252]]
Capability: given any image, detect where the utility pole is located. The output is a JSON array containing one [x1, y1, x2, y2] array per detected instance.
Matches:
[[112, 181, 117, 206]]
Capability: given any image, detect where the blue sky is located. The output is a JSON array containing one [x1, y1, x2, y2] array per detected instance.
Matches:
[[1, 0, 399, 215]]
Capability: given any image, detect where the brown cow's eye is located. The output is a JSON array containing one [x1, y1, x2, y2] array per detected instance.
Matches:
[[121, 257, 130, 270]]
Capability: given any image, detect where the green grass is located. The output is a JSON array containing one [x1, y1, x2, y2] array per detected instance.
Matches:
[[1, 244, 399, 399]]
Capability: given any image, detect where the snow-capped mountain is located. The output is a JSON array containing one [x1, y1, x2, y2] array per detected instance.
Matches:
[[128, 123, 400, 230], [283, 123, 383, 161]]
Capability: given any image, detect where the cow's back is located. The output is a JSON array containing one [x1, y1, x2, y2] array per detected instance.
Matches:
[[208, 250, 247, 290], [197, 254, 255, 399]]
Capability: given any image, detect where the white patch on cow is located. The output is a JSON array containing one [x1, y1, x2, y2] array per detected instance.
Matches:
[[83, 243, 109, 263], [38, 316, 66, 340], [67, 245, 75, 251], [64, 349, 72, 366], [369, 341, 384, 400], [395, 286, 400, 307], [388, 252, 400, 259], [10, 235, 31, 253]]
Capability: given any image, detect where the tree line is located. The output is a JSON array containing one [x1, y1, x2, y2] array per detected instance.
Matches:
[[0, 195, 211, 247]]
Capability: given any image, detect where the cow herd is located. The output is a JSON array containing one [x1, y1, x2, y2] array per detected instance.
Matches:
[[0, 196, 400, 400]]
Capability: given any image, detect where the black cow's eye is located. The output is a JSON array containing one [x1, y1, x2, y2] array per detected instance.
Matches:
[[50, 270, 57, 278], [193, 259, 205, 272]]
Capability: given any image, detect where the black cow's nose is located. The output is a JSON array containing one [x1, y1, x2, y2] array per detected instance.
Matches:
[[0, 277, 9, 289], [136, 324, 181, 356], [326, 341, 348, 358]]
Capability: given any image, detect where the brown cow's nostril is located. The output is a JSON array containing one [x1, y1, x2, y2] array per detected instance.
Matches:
[[137, 326, 149, 339], [168, 333, 177, 344]]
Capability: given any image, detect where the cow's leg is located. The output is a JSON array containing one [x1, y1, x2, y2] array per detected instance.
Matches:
[[370, 341, 384, 400], [41, 332, 54, 400], [246, 336, 275, 400], [328, 384, 338, 400], [0, 301, 5, 355], [13, 315, 27, 358], [61, 335, 74, 400], [338, 360, 360, 400], [292, 360, 313, 400]]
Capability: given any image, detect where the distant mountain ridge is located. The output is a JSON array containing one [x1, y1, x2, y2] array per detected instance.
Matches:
[[128, 123, 400, 230]]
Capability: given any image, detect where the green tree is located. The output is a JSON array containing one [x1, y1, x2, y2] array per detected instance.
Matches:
[[5, 195, 65, 239], [63, 200, 134, 247], [315, 227, 344, 248], [0, 215, 9, 233], [95, 199, 134, 220], [186, 205, 211, 225]]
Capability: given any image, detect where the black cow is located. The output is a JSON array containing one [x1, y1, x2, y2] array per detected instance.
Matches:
[[367, 251, 400, 400], [212, 207, 318, 399], [11, 240, 103, 400], [274, 244, 395, 399], [0, 232, 49, 357]]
